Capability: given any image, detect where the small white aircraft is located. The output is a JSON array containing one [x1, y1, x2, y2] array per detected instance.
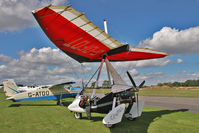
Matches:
[[3, 79, 82, 105]]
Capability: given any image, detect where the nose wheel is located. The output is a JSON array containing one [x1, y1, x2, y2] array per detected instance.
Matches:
[[104, 124, 115, 128], [74, 112, 82, 119]]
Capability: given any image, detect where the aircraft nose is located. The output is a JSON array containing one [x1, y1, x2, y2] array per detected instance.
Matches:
[[68, 104, 71, 109], [68, 103, 74, 111]]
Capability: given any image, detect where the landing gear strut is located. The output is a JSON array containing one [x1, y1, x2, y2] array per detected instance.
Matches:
[[57, 99, 63, 106]]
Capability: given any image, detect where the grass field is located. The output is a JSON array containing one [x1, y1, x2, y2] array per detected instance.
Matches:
[[140, 86, 199, 98], [0, 93, 199, 133], [140, 89, 199, 98]]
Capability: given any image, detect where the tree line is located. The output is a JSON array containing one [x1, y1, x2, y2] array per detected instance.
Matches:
[[157, 79, 199, 87]]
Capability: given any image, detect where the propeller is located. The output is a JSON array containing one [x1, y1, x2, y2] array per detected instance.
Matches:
[[127, 71, 145, 92], [127, 71, 145, 115]]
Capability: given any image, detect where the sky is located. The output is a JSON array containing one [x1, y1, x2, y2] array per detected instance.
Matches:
[[0, 0, 199, 86]]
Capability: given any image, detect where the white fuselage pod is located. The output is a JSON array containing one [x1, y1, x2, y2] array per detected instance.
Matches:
[[68, 95, 86, 113]]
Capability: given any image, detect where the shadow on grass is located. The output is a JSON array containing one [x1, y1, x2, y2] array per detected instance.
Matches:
[[9, 104, 57, 107], [8, 101, 72, 107], [109, 108, 189, 133], [62, 101, 72, 106], [77, 109, 189, 126], [81, 116, 105, 122]]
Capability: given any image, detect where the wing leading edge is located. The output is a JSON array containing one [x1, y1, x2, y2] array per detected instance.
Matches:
[[32, 5, 168, 63]]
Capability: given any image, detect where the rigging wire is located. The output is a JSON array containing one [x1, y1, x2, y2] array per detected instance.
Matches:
[[85, 65, 100, 88], [80, 63, 91, 89], [64, 56, 81, 85]]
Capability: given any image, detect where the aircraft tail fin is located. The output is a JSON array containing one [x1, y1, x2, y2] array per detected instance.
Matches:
[[3, 79, 20, 97]]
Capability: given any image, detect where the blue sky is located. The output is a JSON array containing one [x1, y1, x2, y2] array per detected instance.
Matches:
[[0, 0, 199, 86]]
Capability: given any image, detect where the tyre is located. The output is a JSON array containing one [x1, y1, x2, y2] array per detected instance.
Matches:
[[104, 124, 115, 128], [74, 112, 82, 119]]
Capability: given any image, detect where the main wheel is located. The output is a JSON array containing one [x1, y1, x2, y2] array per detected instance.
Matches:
[[104, 124, 115, 128], [74, 112, 82, 119]]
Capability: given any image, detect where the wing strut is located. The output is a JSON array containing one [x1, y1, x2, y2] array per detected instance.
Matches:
[[91, 59, 104, 98], [106, 62, 112, 88]]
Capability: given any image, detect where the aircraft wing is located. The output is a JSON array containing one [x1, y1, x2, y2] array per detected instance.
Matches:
[[48, 82, 75, 89], [32, 5, 168, 63]]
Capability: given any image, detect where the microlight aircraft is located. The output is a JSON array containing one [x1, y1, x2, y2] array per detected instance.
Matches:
[[3, 79, 82, 105], [32, 5, 168, 127]]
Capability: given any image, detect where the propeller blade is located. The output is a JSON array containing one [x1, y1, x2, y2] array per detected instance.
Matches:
[[127, 71, 137, 88], [139, 80, 145, 88]]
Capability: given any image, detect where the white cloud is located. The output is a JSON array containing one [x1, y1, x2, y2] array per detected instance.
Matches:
[[122, 69, 199, 86], [0, 65, 6, 70], [136, 59, 171, 68], [0, 47, 171, 86], [114, 58, 171, 69], [177, 58, 183, 64], [134, 71, 199, 86], [1, 48, 199, 86], [20, 47, 70, 66], [0, 0, 67, 32], [0, 54, 12, 63], [129, 69, 139, 76], [0, 47, 91, 85], [139, 26, 199, 55], [123, 70, 165, 86]]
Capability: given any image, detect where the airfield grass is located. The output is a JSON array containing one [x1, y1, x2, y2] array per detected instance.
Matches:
[[140, 86, 199, 98], [0, 93, 199, 133], [86, 86, 199, 98]]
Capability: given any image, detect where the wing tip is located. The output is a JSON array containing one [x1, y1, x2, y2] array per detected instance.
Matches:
[[32, 4, 53, 14], [130, 46, 169, 56]]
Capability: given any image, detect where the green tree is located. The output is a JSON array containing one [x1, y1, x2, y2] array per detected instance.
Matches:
[[102, 80, 110, 88], [91, 81, 96, 88]]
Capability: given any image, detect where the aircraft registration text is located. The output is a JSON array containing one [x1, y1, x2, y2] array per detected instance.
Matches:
[[28, 91, 50, 98]]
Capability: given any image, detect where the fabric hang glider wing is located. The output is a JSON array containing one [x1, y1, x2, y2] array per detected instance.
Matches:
[[32, 5, 168, 63]]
